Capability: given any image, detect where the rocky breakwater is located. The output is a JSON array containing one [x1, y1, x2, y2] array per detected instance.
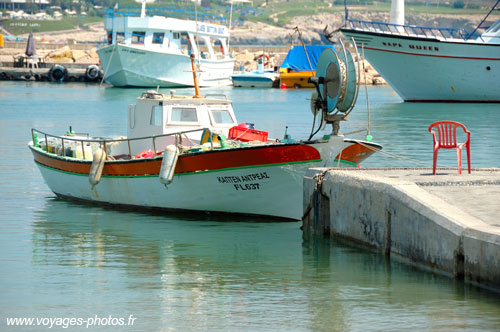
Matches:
[[233, 48, 385, 85]]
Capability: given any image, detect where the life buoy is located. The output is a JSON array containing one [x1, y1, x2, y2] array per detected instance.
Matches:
[[254, 54, 270, 66], [85, 64, 100, 81], [135, 150, 155, 159], [49, 64, 67, 82]]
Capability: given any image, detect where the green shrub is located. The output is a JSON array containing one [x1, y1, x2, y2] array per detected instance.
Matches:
[[453, 0, 465, 9]]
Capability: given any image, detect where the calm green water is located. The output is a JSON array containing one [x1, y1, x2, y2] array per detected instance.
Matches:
[[1, 81, 500, 331]]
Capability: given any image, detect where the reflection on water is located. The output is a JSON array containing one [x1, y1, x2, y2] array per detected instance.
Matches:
[[22, 199, 500, 331], [1, 82, 500, 331]]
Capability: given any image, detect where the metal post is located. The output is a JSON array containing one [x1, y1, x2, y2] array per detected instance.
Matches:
[[294, 27, 314, 77]]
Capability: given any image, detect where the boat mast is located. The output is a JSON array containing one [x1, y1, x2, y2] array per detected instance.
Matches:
[[228, 0, 234, 50], [189, 54, 202, 98], [140, 0, 147, 18], [389, 0, 404, 25], [294, 26, 314, 77]]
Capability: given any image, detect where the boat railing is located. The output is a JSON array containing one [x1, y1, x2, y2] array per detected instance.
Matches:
[[104, 6, 241, 26], [31, 128, 215, 161], [345, 18, 481, 41]]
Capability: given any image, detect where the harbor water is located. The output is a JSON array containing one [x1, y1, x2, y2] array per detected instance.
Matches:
[[1, 81, 500, 331]]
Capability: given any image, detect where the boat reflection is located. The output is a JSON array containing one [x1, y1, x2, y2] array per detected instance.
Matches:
[[30, 198, 500, 331]]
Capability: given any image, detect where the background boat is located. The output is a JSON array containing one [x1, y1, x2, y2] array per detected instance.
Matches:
[[340, 0, 500, 102], [97, 1, 235, 87], [231, 54, 279, 88], [279, 45, 334, 88]]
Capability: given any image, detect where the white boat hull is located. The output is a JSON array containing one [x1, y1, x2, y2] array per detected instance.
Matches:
[[38, 162, 312, 220], [231, 71, 279, 88], [341, 29, 500, 102], [98, 44, 235, 87], [31, 138, 380, 220]]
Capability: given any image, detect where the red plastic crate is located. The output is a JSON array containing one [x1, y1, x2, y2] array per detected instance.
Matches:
[[228, 126, 268, 142]]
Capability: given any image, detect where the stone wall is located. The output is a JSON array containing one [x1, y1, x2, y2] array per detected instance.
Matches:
[[303, 168, 500, 291]]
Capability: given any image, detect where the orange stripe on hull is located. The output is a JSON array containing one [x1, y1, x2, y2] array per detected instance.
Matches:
[[31, 144, 322, 176], [336, 142, 378, 165]]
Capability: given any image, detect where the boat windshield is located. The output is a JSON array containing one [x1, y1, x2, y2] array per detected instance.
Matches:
[[210, 110, 234, 124], [171, 107, 198, 123], [484, 20, 500, 35]]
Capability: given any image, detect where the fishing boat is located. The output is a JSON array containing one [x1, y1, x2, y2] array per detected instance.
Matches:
[[340, 0, 500, 102], [97, 0, 235, 87], [29, 47, 381, 220], [231, 54, 279, 88], [279, 45, 334, 88]]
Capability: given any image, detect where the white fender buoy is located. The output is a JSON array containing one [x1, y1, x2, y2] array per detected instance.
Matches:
[[159, 145, 178, 185], [89, 148, 106, 187]]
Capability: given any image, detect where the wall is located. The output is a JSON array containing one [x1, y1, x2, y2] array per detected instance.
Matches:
[[303, 168, 500, 291]]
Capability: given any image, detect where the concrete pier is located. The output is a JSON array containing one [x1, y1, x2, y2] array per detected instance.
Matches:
[[0, 64, 103, 82], [303, 168, 500, 291]]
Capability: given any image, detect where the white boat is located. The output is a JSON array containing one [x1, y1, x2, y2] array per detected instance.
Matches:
[[29, 48, 382, 221], [97, 0, 235, 87], [340, 0, 500, 102], [231, 54, 279, 88]]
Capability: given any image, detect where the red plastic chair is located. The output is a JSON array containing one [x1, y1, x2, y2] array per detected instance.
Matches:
[[428, 121, 471, 175]]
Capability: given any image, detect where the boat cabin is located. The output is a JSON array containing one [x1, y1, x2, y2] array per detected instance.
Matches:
[[123, 90, 238, 155], [104, 14, 231, 61]]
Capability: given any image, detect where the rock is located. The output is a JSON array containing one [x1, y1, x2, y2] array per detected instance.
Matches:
[[47, 46, 73, 63]]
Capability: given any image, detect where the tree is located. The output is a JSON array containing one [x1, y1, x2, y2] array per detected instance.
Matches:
[[453, 0, 465, 9]]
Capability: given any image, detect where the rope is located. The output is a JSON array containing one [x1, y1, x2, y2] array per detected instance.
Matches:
[[302, 169, 329, 220], [356, 141, 450, 168], [336, 148, 343, 168], [361, 43, 371, 137]]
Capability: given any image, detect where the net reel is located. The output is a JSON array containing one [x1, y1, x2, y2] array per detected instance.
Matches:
[[309, 39, 360, 137]]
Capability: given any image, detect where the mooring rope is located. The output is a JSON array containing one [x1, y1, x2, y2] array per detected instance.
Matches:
[[356, 140, 449, 168]]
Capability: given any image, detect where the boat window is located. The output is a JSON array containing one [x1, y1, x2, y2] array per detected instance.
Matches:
[[210, 110, 234, 124], [171, 107, 198, 123], [150, 106, 163, 126], [116, 32, 125, 43], [173, 32, 180, 39], [128, 104, 136, 129], [153, 32, 164, 44], [180, 33, 190, 52], [132, 31, 145, 45]]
